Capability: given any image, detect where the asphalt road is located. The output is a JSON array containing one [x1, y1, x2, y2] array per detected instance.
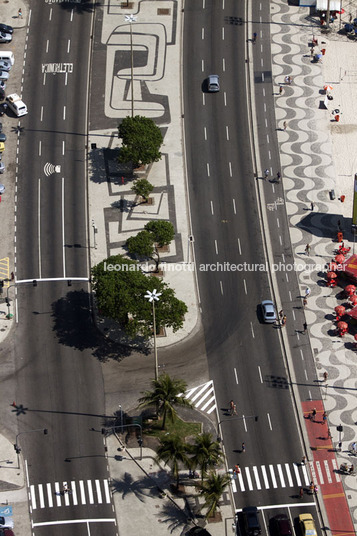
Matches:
[[183, 0, 321, 521], [12, 1, 116, 533]]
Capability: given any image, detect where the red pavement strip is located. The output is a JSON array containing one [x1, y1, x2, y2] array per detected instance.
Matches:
[[302, 400, 354, 536]]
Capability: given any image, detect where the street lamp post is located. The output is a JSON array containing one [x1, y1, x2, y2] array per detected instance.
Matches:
[[6, 283, 15, 320], [14, 428, 48, 469], [125, 14, 137, 118], [144, 289, 162, 381], [102, 424, 143, 460]]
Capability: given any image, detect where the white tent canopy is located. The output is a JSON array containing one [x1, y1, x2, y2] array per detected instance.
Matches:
[[316, 0, 341, 11]]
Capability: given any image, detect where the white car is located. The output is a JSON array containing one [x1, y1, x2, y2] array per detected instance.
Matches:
[[0, 71, 9, 81], [261, 300, 277, 323], [0, 162, 4, 173], [0, 516, 14, 529], [0, 60, 11, 72], [0, 32, 12, 43]]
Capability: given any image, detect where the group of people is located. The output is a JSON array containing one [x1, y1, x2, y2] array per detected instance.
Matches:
[[340, 463, 354, 474]]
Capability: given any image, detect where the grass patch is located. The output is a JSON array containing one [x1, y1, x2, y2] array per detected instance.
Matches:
[[144, 416, 201, 441]]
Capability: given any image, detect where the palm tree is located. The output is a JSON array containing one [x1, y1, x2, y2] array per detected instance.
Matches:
[[138, 373, 193, 429], [188, 433, 223, 481], [195, 471, 231, 519], [156, 435, 190, 488]]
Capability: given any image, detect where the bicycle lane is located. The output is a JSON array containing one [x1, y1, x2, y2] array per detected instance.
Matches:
[[302, 400, 354, 536]]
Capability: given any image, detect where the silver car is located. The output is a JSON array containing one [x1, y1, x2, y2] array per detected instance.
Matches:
[[0, 71, 9, 81], [0, 516, 14, 529], [0, 61, 11, 72], [207, 74, 220, 92], [0, 162, 4, 173], [261, 300, 277, 323], [0, 32, 12, 43]]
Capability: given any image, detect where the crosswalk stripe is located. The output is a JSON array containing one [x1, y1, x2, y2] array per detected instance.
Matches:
[[277, 464, 286, 487], [261, 465, 269, 489], [245, 467, 253, 490], [95, 479, 102, 503], [269, 465, 278, 488], [331, 459, 341, 481], [293, 464, 302, 486], [79, 480, 86, 505], [237, 472, 245, 491], [285, 464, 293, 487], [302, 464, 310, 485], [38, 484, 45, 508], [63, 483, 70, 506], [190, 384, 212, 402], [315, 461, 324, 484], [103, 479, 111, 503], [202, 395, 216, 413], [309, 461, 317, 484], [253, 466, 261, 490], [30, 485, 37, 510], [46, 483, 53, 508], [54, 482, 61, 506], [324, 460, 332, 483], [87, 479, 94, 504], [71, 481, 78, 505], [194, 387, 213, 407]]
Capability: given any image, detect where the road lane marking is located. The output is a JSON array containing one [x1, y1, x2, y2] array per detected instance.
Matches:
[[38, 484, 45, 508], [63, 106, 66, 120], [294, 464, 302, 486], [245, 467, 253, 490], [54, 482, 61, 506], [220, 281, 223, 295], [233, 198, 236, 214], [46, 483, 53, 508], [207, 162, 210, 177], [253, 466, 261, 490], [30, 485, 37, 509], [285, 463, 293, 487], [210, 201, 214, 215], [87, 480, 94, 504], [104, 480, 111, 503], [214, 240, 218, 254], [38, 178, 42, 279], [269, 465, 278, 488], [32, 519, 116, 528], [67, 39, 71, 53], [226, 125, 229, 140], [79, 480, 86, 504], [261, 466, 269, 489], [222, 58, 225, 71], [71, 481, 78, 505], [277, 464, 286, 487], [95, 480, 102, 504], [62, 177, 66, 278]]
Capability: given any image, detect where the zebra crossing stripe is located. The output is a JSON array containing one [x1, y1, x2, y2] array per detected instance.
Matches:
[[71, 481, 78, 505], [38, 484, 45, 508], [95, 480, 102, 504], [331, 459, 341, 481], [46, 483, 53, 508], [315, 461, 324, 484], [277, 464, 286, 487], [285, 464, 293, 487], [261, 465, 269, 489], [194, 386, 213, 407], [30, 485, 37, 510], [201, 395, 216, 413], [293, 464, 302, 486], [87, 480, 94, 504], [237, 472, 245, 491], [190, 384, 211, 403], [253, 466, 261, 490], [269, 465, 278, 488], [309, 461, 317, 484], [324, 460, 333, 484], [54, 482, 61, 506], [302, 464, 310, 485], [79, 480, 86, 504], [245, 467, 254, 491], [103, 479, 111, 503]]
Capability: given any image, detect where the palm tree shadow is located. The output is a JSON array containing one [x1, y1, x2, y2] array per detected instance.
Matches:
[[111, 470, 169, 502]]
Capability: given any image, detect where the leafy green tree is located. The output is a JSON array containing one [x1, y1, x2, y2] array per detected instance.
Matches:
[[188, 433, 223, 481], [195, 471, 231, 519], [138, 373, 193, 429], [131, 178, 154, 203], [91, 255, 188, 338], [156, 436, 190, 488], [118, 115, 163, 167], [126, 220, 175, 272]]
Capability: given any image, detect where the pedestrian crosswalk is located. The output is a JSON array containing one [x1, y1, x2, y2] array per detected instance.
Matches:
[[30, 479, 111, 509], [184, 380, 216, 415], [230, 460, 341, 493]]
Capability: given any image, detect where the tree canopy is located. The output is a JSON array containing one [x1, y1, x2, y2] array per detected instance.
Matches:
[[118, 115, 163, 167], [126, 220, 175, 271], [131, 178, 153, 202], [91, 255, 187, 338]]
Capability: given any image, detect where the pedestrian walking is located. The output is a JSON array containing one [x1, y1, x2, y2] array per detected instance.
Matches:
[[299, 487, 304, 499], [264, 168, 270, 180], [305, 287, 311, 298], [309, 481, 314, 494], [252, 32, 257, 43], [327, 428, 332, 439], [314, 485, 318, 495], [303, 321, 308, 334], [322, 411, 327, 423], [229, 400, 235, 416], [63, 484, 71, 494], [310, 46, 315, 58], [323, 371, 328, 382], [234, 464, 240, 474], [18, 8, 23, 18], [241, 442, 246, 453], [305, 243, 311, 255], [276, 171, 281, 183], [283, 121, 287, 131], [279, 310, 284, 319], [311, 201, 315, 211], [281, 315, 287, 327], [352, 442, 357, 454], [279, 85, 283, 95], [301, 456, 306, 465], [303, 298, 307, 308], [311, 407, 317, 420], [232, 404, 237, 416]]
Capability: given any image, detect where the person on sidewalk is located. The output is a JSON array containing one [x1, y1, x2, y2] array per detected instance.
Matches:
[[305, 287, 311, 298], [303, 298, 307, 308], [323, 371, 328, 382], [301, 456, 306, 465], [311, 408, 317, 420], [311, 201, 315, 210], [264, 169, 270, 180], [18, 8, 23, 18], [303, 322, 308, 334], [283, 121, 287, 131], [305, 244, 311, 255], [279, 85, 283, 95]]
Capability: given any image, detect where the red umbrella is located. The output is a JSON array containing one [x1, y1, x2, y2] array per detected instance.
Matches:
[[350, 296, 357, 305], [335, 305, 345, 316], [337, 321, 348, 329], [327, 271, 337, 279], [346, 284, 356, 293], [354, 334, 357, 342], [335, 254, 346, 264]]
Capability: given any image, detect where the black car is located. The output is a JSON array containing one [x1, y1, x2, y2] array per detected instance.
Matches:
[[0, 24, 13, 35], [0, 103, 7, 116], [242, 507, 261, 536], [270, 515, 292, 536], [0, 88, 4, 101], [0, 133, 6, 142]]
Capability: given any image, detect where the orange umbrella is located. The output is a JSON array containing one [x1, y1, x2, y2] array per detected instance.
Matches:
[[324, 85, 333, 91], [327, 271, 337, 279], [335, 305, 345, 316], [335, 254, 345, 264], [337, 321, 348, 329]]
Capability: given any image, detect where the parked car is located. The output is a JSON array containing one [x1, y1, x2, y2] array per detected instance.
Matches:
[[207, 74, 220, 92], [0, 81, 5, 91], [0, 88, 4, 101], [0, 122, 2, 133], [270, 515, 292, 536], [0, 61, 11, 72], [242, 507, 261, 536], [261, 300, 277, 323], [0, 23, 13, 35], [0, 32, 12, 43], [0, 162, 5, 173], [0, 71, 9, 81], [0, 517, 14, 530], [0, 142, 5, 152], [0, 133, 6, 142], [0, 103, 8, 115], [299, 514, 317, 536]]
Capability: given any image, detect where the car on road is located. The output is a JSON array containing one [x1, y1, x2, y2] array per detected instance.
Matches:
[[270, 515, 292, 536], [299, 514, 317, 536], [0, 162, 4, 173], [0, 142, 4, 152], [0, 24, 13, 35], [242, 507, 261, 536], [261, 299, 277, 323], [207, 74, 220, 92], [0, 517, 13, 530], [0, 89, 4, 101], [0, 71, 9, 81], [0, 133, 6, 142], [0, 32, 12, 43], [0, 81, 5, 91], [0, 61, 11, 72]]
